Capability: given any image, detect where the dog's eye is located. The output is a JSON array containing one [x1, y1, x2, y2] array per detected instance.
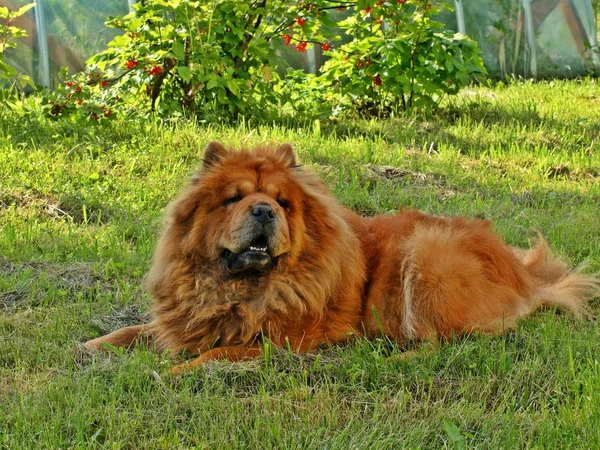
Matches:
[[277, 198, 289, 209], [223, 195, 242, 206]]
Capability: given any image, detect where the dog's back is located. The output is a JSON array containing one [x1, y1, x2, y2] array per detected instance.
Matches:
[[360, 210, 599, 343]]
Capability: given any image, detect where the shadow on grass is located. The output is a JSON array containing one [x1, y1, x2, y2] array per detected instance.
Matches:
[[301, 97, 600, 158]]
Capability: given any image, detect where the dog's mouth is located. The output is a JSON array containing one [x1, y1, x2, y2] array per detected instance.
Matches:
[[245, 234, 269, 255], [222, 235, 275, 275]]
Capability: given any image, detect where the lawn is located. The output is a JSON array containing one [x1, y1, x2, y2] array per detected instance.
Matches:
[[1, 79, 600, 448]]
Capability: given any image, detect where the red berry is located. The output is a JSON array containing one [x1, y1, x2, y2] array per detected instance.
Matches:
[[374, 74, 382, 85], [101, 80, 108, 88], [366, 60, 372, 66], [283, 34, 292, 46], [321, 43, 331, 51], [77, 99, 82, 105], [357, 61, 364, 68], [148, 66, 162, 76], [296, 41, 308, 52], [65, 81, 74, 88], [126, 60, 138, 70], [296, 16, 306, 26], [364, 7, 372, 14], [75, 86, 82, 93], [377, 1, 385, 5]]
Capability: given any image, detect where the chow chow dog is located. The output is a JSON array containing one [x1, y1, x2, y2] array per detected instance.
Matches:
[[84, 142, 599, 372]]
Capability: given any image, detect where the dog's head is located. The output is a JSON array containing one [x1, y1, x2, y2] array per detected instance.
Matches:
[[164, 142, 319, 277]]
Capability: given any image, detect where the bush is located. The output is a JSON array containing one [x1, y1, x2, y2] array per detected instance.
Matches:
[[46, 0, 486, 122], [47, 0, 331, 121], [0, 3, 35, 91], [320, 1, 487, 117]]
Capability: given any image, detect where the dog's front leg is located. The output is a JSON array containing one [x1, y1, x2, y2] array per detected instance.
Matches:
[[171, 345, 263, 374], [84, 324, 152, 351]]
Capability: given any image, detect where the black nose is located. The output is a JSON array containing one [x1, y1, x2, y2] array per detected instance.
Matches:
[[251, 204, 276, 224]]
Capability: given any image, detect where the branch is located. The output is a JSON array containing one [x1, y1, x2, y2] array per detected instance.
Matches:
[[150, 58, 177, 112], [408, 34, 420, 109]]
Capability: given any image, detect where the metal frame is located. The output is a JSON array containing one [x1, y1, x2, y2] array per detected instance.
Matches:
[[33, 0, 50, 87], [454, 0, 466, 35], [521, 0, 538, 78]]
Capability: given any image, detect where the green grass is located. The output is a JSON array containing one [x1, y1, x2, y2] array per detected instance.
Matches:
[[1, 79, 600, 449]]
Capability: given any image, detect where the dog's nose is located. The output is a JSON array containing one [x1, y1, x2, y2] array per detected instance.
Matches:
[[251, 204, 276, 224]]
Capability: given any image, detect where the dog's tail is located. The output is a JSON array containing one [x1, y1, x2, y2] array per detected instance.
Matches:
[[515, 239, 600, 318]]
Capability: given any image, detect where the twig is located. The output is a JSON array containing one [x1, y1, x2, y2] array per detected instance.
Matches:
[[150, 58, 177, 111]]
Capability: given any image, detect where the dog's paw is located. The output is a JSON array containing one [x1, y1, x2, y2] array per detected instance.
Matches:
[[82, 337, 106, 351], [170, 363, 191, 375]]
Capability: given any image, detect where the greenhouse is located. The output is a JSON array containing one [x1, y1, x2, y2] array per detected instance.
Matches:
[[2, 0, 599, 87]]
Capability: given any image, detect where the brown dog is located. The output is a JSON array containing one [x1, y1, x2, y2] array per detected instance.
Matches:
[[84, 142, 600, 372]]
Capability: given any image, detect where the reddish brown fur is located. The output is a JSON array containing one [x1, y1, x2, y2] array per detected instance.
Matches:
[[85, 143, 600, 371]]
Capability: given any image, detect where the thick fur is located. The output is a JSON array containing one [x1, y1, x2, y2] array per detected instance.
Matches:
[[84, 143, 600, 371]]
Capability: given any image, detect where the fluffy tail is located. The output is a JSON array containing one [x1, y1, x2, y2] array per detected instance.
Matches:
[[514, 239, 600, 319]]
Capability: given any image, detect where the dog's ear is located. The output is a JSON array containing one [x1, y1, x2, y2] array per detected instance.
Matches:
[[276, 143, 296, 167], [202, 142, 228, 169]]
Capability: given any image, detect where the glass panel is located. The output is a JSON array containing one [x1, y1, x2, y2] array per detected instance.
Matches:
[[459, 0, 599, 78], [462, 0, 529, 78], [533, 0, 600, 77], [1, 0, 128, 86]]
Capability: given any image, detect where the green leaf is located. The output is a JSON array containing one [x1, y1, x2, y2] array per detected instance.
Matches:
[[16, 3, 36, 18], [177, 66, 191, 83], [261, 65, 272, 82], [0, 60, 17, 77], [456, 72, 470, 86], [206, 76, 218, 90], [223, 33, 240, 45], [172, 41, 185, 60], [108, 35, 130, 48], [443, 421, 466, 450], [17, 73, 34, 89], [217, 87, 228, 104], [126, 17, 144, 31], [226, 79, 239, 96]]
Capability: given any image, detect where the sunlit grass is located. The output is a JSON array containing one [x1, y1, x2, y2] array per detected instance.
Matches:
[[1, 79, 599, 448]]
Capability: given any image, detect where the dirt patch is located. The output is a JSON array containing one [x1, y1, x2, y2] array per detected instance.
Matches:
[[91, 304, 150, 335], [0, 288, 27, 312], [0, 190, 111, 224], [546, 164, 571, 179], [364, 164, 430, 184], [546, 165, 599, 181], [0, 258, 131, 312], [1, 258, 103, 284]]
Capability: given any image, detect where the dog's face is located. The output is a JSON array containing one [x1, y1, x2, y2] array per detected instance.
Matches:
[[218, 181, 292, 275], [172, 142, 309, 277]]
